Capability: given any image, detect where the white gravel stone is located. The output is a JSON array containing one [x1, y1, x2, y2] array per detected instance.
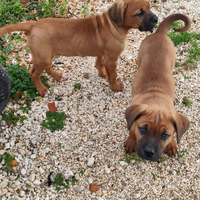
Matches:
[[0, 179, 9, 189], [29, 174, 35, 182], [87, 157, 95, 166], [88, 177, 93, 184]]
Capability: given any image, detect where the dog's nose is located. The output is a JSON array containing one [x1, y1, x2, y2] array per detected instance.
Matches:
[[144, 148, 155, 158], [151, 15, 158, 24]]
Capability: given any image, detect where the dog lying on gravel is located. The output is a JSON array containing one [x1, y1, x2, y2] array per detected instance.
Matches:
[[124, 13, 191, 162], [0, 0, 157, 97]]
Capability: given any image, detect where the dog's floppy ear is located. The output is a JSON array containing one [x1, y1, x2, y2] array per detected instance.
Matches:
[[125, 104, 148, 130], [107, 0, 127, 27], [172, 112, 190, 143]]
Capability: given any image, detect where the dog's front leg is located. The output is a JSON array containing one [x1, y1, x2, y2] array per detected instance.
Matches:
[[104, 55, 124, 91], [124, 129, 137, 154], [95, 55, 107, 78]]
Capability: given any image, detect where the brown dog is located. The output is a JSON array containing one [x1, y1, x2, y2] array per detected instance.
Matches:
[[0, 0, 157, 96], [124, 14, 191, 162]]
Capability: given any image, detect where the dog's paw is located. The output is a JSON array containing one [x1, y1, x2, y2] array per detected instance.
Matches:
[[110, 81, 124, 91], [61, 73, 68, 81], [164, 141, 178, 156], [44, 90, 50, 98], [124, 136, 137, 154]]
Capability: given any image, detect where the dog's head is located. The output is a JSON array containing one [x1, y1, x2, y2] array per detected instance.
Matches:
[[107, 0, 158, 31], [125, 104, 190, 161]]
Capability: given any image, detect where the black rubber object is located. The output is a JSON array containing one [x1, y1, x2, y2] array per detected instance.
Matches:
[[0, 65, 11, 114]]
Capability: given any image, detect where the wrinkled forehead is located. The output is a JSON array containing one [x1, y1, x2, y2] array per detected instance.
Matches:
[[136, 110, 174, 131], [126, 0, 150, 13]]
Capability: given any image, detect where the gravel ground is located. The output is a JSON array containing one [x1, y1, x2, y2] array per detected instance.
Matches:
[[0, 0, 200, 199]]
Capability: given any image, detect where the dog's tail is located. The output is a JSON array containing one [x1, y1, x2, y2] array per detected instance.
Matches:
[[0, 23, 33, 38], [156, 13, 191, 34]]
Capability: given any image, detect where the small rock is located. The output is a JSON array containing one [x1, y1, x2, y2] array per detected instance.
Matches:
[[178, 157, 184, 164], [18, 149, 25, 156], [64, 170, 74, 179], [19, 190, 25, 197], [89, 183, 99, 193], [54, 59, 63, 64], [21, 168, 26, 175], [0, 145, 5, 150], [29, 174, 35, 182], [1, 189, 8, 195], [1, 179, 9, 188], [31, 154, 36, 159], [105, 165, 111, 173], [33, 179, 41, 185], [96, 190, 103, 196], [88, 177, 93, 184], [39, 167, 45, 174], [120, 161, 127, 166], [83, 72, 88, 78], [87, 157, 95, 166]]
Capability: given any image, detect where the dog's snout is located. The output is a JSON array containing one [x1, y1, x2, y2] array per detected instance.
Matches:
[[151, 15, 158, 24], [144, 147, 155, 158]]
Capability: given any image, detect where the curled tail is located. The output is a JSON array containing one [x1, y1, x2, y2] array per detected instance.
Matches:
[[0, 23, 33, 37], [156, 13, 191, 34]]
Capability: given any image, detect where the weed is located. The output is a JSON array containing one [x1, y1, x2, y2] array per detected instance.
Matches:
[[26, 184, 31, 188], [24, 46, 30, 53], [175, 61, 180, 68], [80, 170, 84, 175], [0, 152, 15, 172], [151, 172, 159, 180], [59, 0, 68, 17], [58, 143, 62, 147], [41, 111, 67, 132], [159, 156, 168, 163], [73, 83, 81, 89], [81, 4, 89, 17], [178, 149, 188, 157], [72, 173, 79, 186], [6, 64, 49, 98], [19, 104, 31, 114], [182, 97, 191, 108], [2, 109, 28, 126], [126, 74, 130, 77], [124, 152, 145, 164], [174, 169, 180, 175]]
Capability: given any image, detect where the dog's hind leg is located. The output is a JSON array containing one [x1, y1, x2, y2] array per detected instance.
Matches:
[[104, 55, 124, 91], [95, 55, 107, 78]]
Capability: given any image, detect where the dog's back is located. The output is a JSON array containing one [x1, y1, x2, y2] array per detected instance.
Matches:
[[131, 14, 191, 105]]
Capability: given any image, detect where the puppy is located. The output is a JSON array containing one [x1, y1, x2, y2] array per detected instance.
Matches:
[[124, 14, 191, 162], [0, 0, 157, 96]]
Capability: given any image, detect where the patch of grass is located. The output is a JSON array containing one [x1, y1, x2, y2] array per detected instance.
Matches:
[[6, 64, 49, 98], [0, 152, 15, 172], [178, 149, 188, 157], [182, 97, 191, 108], [81, 4, 89, 17], [54, 172, 78, 191], [80, 170, 84, 175], [73, 83, 81, 89], [2, 109, 28, 126], [41, 111, 67, 132], [26, 184, 31, 188], [126, 74, 130, 77], [59, 0, 68, 17], [158, 156, 168, 163], [168, 22, 200, 70], [124, 152, 145, 164], [19, 104, 31, 114]]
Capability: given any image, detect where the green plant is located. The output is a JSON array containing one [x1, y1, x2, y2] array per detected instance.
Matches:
[[2, 109, 19, 126], [151, 172, 159, 180], [72, 173, 79, 186], [178, 149, 188, 157], [182, 97, 190, 108], [2, 109, 28, 126], [126, 74, 130, 77], [73, 83, 81, 89], [59, 0, 68, 17], [168, 22, 200, 70], [124, 152, 145, 164], [174, 169, 180, 175], [26, 184, 31, 188], [41, 111, 67, 132], [58, 142, 62, 147], [19, 104, 31, 114], [159, 156, 168, 163], [24, 46, 30, 53], [80, 4, 89, 17], [80, 170, 84, 175], [6, 64, 49, 98], [0, 152, 15, 172]]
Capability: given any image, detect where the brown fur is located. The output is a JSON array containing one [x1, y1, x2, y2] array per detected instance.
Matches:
[[124, 14, 191, 161], [0, 0, 157, 96]]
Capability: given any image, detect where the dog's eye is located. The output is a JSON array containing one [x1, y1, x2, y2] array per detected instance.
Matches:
[[161, 132, 170, 140], [136, 9, 144, 17], [139, 126, 147, 135]]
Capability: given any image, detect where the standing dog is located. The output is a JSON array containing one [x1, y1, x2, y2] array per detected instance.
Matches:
[[0, 0, 157, 97], [124, 14, 190, 162]]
